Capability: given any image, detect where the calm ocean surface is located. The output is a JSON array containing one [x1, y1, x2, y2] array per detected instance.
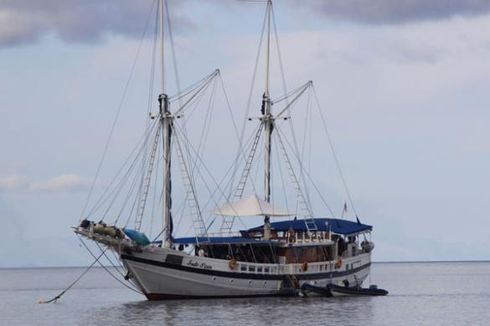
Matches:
[[1, 262, 490, 325]]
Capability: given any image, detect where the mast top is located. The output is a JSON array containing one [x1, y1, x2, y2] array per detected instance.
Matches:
[[159, 0, 166, 95], [264, 0, 272, 100]]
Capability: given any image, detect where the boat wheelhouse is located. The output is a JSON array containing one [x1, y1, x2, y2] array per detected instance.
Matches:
[[173, 218, 372, 267]]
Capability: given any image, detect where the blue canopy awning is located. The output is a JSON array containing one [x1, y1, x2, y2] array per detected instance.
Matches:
[[246, 218, 372, 235], [168, 218, 372, 245]]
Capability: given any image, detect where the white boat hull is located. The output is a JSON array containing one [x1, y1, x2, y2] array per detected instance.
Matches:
[[121, 247, 371, 299]]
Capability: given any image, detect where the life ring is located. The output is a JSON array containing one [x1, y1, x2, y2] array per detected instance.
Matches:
[[301, 261, 308, 272], [228, 259, 238, 270], [335, 257, 342, 269]]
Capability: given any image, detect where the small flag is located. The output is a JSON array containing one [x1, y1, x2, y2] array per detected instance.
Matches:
[[341, 202, 347, 218], [356, 215, 361, 224]]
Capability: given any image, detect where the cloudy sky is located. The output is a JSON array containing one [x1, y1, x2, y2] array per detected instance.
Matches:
[[1, 0, 490, 267]]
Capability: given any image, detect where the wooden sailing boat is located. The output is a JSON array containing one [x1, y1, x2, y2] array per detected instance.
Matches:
[[75, 0, 375, 300]]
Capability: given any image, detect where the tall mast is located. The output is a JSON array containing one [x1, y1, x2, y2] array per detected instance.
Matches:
[[264, 0, 271, 99], [159, 0, 165, 93], [262, 0, 273, 240], [159, 0, 173, 247]]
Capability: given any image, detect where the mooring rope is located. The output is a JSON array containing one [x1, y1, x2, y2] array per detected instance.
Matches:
[[79, 238, 142, 294], [37, 250, 106, 304]]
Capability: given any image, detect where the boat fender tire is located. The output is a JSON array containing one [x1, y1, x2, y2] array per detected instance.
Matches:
[[301, 262, 308, 272], [228, 259, 238, 270]]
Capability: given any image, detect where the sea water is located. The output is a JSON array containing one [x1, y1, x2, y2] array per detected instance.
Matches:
[[1, 262, 490, 325]]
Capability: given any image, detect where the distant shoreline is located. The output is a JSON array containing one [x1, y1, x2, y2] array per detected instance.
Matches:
[[1, 259, 489, 270]]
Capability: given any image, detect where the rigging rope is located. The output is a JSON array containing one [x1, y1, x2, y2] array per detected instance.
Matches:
[[165, 0, 183, 104], [311, 86, 361, 218], [87, 120, 159, 218], [272, 131, 290, 214], [272, 82, 309, 105], [189, 76, 218, 183], [194, 124, 264, 233], [275, 124, 336, 216], [173, 124, 261, 235], [107, 123, 159, 222], [271, 3, 290, 104], [162, 74, 219, 235], [80, 0, 157, 221], [78, 237, 142, 294], [146, 3, 159, 118], [148, 144, 161, 237], [299, 89, 314, 210], [169, 70, 218, 102], [228, 5, 268, 196], [37, 248, 106, 304], [135, 124, 162, 230]]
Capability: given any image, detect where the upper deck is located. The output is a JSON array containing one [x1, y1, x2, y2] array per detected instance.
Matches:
[[173, 217, 372, 246]]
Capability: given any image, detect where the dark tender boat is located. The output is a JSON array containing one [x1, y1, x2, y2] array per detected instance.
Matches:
[[300, 283, 388, 297], [328, 284, 388, 297]]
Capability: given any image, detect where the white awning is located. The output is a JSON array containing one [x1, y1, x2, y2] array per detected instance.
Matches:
[[214, 194, 292, 217]]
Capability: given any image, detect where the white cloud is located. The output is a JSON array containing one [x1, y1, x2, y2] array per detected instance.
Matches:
[[0, 175, 29, 190], [0, 0, 191, 47], [301, 0, 490, 24], [3, 0, 489, 48], [0, 9, 45, 46], [0, 174, 91, 192], [29, 174, 92, 192]]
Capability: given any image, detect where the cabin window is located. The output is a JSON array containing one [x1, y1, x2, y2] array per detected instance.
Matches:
[[320, 265, 323, 271], [240, 265, 247, 272], [257, 266, 263, 273], [248, 265, 256, 272], [264, 267, 270, 273]]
